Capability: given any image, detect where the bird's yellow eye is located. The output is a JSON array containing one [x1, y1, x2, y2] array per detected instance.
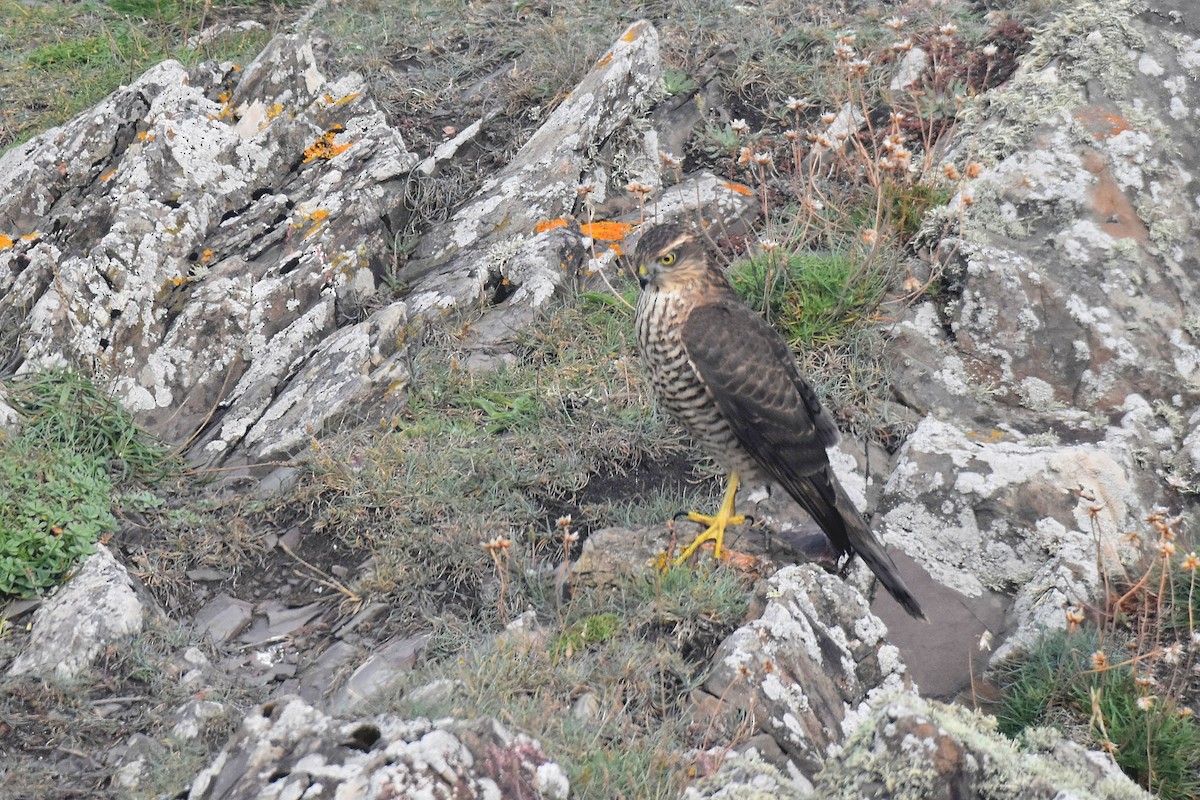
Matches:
[[657, 252, 677, 266]]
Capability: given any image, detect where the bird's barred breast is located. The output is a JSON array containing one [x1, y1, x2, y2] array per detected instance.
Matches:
[[636, 291, 759, 476]]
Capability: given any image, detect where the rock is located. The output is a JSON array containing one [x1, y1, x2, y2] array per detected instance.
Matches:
[[0, 389, 17, 431], [193, 593, 254, 646], [694, 565, 912, 779], [405, 20, 663, 280], [186, 695, 569, 800], [879, 416, 1143, 672], [926, 0, 1200, 415], [680, 748, 814, 799], [571, 525, 672, 585], [0, 32, 418, 466], [172, 699, 228, 740], [812, 692, 1152, 800], [110, 733, 167, 792], [7, 544, 144, 680], [295, 639, 358, 704], [328, 632, 430, 714]]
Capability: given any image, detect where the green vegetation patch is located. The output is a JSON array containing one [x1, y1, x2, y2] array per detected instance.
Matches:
[[994, 627, 1200, 798], [0, 0, 281, 150], [730, 249, 887, 349], [0, 369, 175, 597], [0, 437, 111, 597]]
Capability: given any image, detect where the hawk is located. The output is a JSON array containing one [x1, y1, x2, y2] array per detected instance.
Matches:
[[633, 222, 924, 619]]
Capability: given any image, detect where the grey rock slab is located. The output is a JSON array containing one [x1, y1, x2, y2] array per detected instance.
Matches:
[[0, 32, 417, 465], [328, 632, 430, 714], [879, 416, 1144, 665], [193, 593, 254, 646], [186, 695, 570, 799], [8, 545, 144, 681], [405, 20, 664, 281], [926, 0, 1200, 414], [250, 600, 325, 642], [295, 639, 358, 705]]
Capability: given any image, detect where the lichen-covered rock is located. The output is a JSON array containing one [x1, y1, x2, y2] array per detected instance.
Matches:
[[923, 0, 1200, 414], [880, 416, 1143, 663], [7, 545, 145, 680], [0, 32, 417, 465], [406, 20, 663, 280], [812, 692, 1152, 800], [680, 748, 814, 799], [186, 695, 569, 800], [695, 565, 912, 778]]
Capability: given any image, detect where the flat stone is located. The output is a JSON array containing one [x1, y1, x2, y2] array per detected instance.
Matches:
[[192, 594, 254, 646], [296, 640, 359, 704], [328, 633, 430, 714]]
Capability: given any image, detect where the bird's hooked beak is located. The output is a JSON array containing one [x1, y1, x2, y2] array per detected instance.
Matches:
[[636, 260, 653, 287]]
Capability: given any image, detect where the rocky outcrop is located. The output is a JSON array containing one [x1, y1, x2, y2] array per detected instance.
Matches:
[[691, 565, 912, 778], [683, 691, 1155, 800], [186, 695, 569, 800], [6, 544, 145, 681], [5, 0, 1200, 797], [875, 0, 1200, 699], [813, 693, 1152, 800]]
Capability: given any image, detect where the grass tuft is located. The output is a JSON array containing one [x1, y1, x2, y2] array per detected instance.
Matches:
[[0, 369, 176, 598], [992, 511, 1200, 799]]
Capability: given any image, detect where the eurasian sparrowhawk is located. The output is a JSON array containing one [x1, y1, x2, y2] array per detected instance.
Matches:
[[633, 222, 923, 619]]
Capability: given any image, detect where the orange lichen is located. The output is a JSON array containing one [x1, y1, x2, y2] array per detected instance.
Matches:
[[0, 234, 13, 251], [580, 220, 633, 241], [136, 130, 155, 143], [620, 22, 645, 42], [200, 248, 214, 264], [1073, 106, 1132, 140], [595, 52, 613, 68], [535, 218, 569, 234], [298, 209, 331, 239], [303, 126, 351, 162], [20, 232, 39, 242], [324, 92, 361, 107], [100, 169, 117, 182], [721, 181, 754, 196]]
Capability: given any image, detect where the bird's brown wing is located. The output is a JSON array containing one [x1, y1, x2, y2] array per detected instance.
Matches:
[[682, 299, 925, 619], [681, 300, 838, 477]]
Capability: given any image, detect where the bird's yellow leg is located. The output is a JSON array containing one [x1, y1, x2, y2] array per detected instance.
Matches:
[[674, 472, 746, 564]]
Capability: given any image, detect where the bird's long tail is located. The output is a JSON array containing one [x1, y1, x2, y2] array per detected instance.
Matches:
[[789, 471, 926, 620]]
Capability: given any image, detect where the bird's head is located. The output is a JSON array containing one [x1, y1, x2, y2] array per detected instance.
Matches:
[[632, 223, 715, 290]]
